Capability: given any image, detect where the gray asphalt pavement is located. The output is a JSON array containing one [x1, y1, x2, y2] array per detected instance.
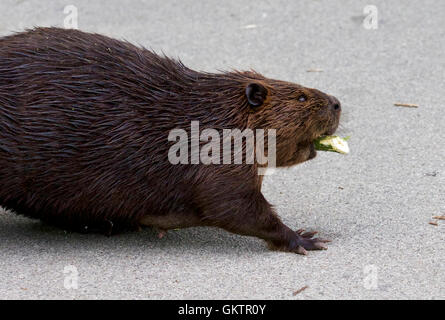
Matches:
[[0, 0, 444, 299]]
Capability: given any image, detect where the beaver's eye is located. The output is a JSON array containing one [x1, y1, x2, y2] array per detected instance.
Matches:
[[298, 94, 307, 102]]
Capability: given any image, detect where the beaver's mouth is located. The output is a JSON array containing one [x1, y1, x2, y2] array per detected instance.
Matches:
[[324, 126, 337, 136], [319, 120, 339, 137], [312, 125, 338, 143], [307, 123, 338, 155]]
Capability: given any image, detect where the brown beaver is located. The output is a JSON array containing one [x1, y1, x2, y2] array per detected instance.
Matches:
[[0, 27, 341, 254]]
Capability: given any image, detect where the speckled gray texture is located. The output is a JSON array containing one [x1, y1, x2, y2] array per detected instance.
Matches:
[[0, 0, 444, 299]]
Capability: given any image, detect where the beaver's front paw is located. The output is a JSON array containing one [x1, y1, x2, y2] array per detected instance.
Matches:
[[290, 229, 330, 255]]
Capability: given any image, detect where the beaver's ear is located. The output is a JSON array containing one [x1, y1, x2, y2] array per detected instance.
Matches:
[[245, 83, 268, 107]]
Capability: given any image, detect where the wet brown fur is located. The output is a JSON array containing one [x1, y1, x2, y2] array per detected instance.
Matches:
[[0, 28, 341, 253]]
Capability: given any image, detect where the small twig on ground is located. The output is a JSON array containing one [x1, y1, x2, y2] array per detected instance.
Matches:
[[429, 221, 438, 226], [394, 103, 419, 108], [432, 215, 445, 220], [293, 285, 309, 296]]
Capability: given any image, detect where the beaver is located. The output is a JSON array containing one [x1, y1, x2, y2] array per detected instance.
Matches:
[[0, 27, 341, 254]]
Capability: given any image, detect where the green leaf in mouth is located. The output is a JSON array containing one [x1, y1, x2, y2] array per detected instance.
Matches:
[[314, 135, 350, 154]]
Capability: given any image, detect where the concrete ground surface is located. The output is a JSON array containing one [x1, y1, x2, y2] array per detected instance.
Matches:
[[0, 0, 444, 299]]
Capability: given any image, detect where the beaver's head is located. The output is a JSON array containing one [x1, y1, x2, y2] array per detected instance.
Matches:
[[245, 78, 341, 167]]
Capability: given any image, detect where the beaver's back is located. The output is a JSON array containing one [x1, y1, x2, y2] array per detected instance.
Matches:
[[0, 27, 250, 230]]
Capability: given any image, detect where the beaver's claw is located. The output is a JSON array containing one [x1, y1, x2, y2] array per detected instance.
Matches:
[[292, 229, 330, 255]]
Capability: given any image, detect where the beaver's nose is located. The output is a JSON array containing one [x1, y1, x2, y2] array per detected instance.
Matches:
[[329, 95, 341, 113]]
